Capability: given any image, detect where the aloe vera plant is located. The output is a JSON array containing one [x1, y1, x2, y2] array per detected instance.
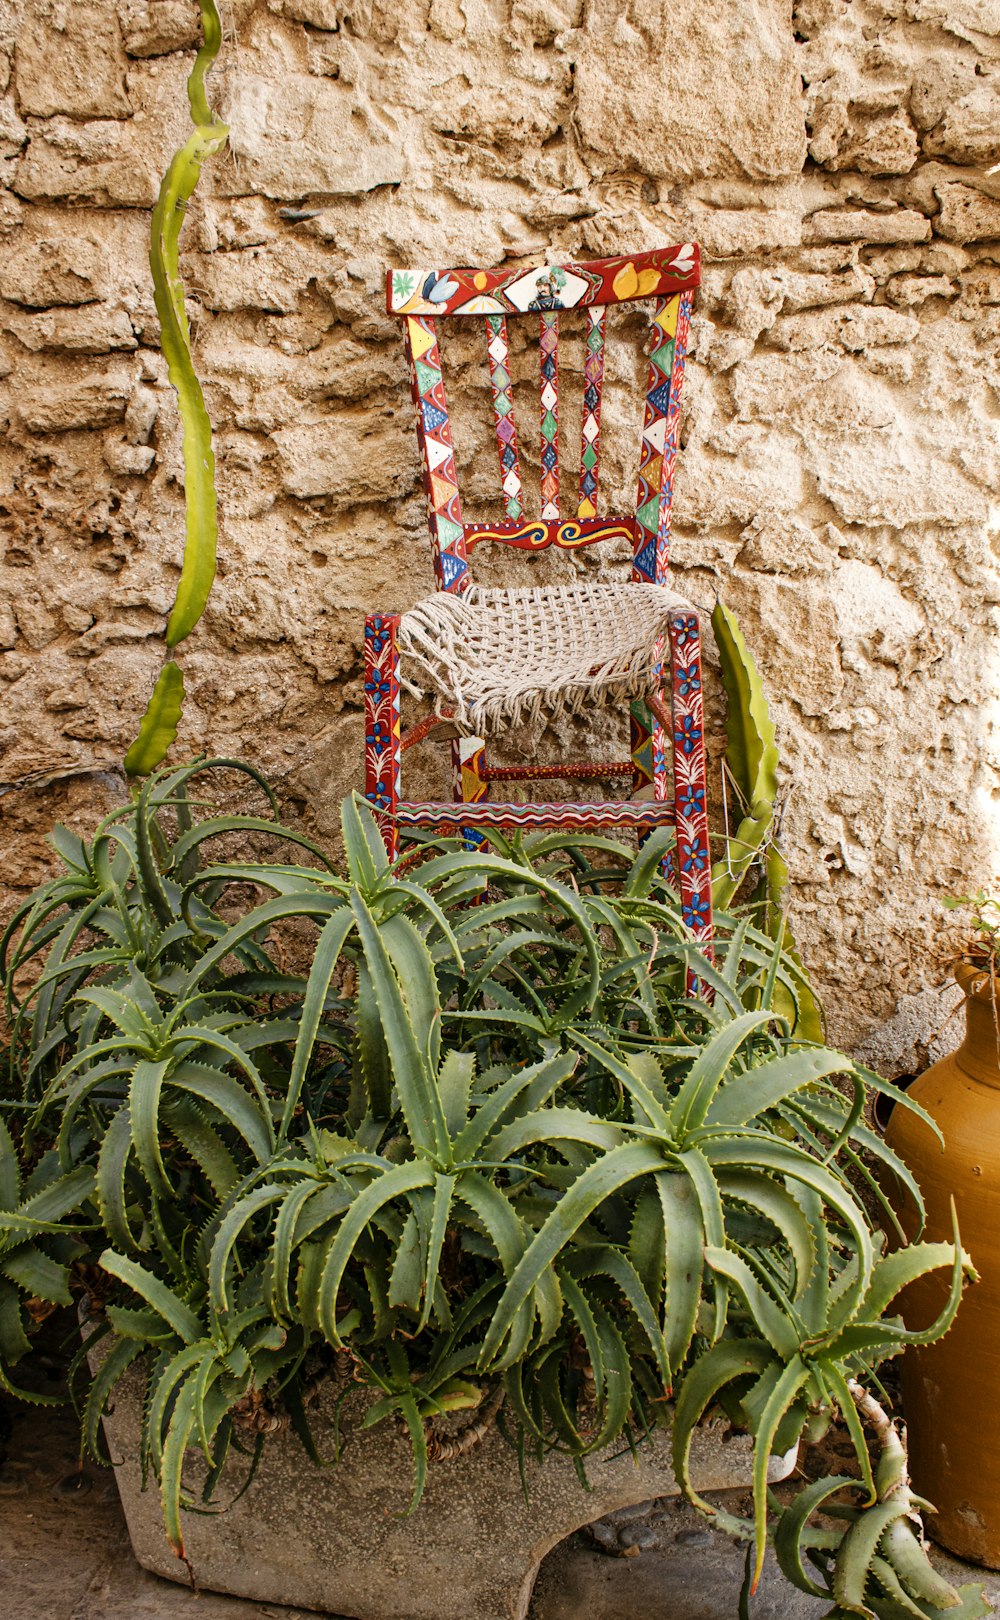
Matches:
[[0, 763, 983, 1616]]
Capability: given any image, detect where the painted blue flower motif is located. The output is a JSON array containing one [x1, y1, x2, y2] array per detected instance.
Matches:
[[365, 677, 391, 700], [674, 715, 702, 755], [683, 892, 711, 928], [678, 782, 705, 816], [676, 663, 701, 697], [681, 841, 708, 874], [672, 615, 699, 648], [365, 620, 391, 654], [368, 781, 393, 811], [366, 721, 391, 756]]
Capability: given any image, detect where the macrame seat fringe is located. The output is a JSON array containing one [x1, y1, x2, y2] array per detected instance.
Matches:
[[397, 580, 695, 730]]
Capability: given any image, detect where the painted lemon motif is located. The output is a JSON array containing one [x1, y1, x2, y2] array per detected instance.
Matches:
[[612, 262, 662, 299]]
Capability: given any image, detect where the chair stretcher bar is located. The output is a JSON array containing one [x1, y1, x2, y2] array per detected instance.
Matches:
[[393, 800, 676, 830]]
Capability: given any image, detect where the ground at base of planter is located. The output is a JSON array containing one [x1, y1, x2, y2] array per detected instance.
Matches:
[[3, 1400, 999, 1620]]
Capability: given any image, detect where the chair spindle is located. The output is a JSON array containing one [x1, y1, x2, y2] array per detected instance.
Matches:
[[633, 292, 690, 586], [539, 310, 559, 521], [404, 314, 469, 595], [578, 306, 606, 521], [484, 314, 524, 522]]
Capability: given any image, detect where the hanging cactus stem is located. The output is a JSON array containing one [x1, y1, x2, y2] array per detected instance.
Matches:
[[124, 0, 228, 773]]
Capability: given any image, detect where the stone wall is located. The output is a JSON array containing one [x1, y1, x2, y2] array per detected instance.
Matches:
[[1, 0, 999, 1061]]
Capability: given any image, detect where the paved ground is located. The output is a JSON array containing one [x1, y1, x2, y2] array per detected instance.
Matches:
[[2, 1396, 997, 1620]]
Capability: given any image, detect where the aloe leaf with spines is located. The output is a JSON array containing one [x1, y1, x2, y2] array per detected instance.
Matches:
[[711, 598, 779, 909], [0, 775, 981, 1616], [711, 598, 824, 1040]]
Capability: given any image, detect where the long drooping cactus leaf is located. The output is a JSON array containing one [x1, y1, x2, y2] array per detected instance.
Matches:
[[124, 661, 186, 777], [124, 1, 228, 773], [157, 3, 228, 648]]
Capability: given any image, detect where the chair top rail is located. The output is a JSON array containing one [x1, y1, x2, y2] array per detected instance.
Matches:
[[386, 243, 700, 319]]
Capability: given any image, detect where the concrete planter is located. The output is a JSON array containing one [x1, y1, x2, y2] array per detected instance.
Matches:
[[91, 1339, 794, 1620]]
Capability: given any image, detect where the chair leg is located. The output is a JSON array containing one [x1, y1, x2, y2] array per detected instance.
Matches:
[[364, 613, 401, 862], [667, 612, 713, 989], [632, 679, 677, 889], [629, 699, 653, 801], [454, 734, 488, 856]]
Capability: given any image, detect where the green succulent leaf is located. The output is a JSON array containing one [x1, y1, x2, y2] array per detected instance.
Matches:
[[124, 663, 186, 779]]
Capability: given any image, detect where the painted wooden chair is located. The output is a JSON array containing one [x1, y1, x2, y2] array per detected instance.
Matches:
[[363, 243, 713, 957]]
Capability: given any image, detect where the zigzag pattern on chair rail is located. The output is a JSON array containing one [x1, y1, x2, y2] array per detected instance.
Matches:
[[394, 800, 680, 831], [404, 314, 469, 595]]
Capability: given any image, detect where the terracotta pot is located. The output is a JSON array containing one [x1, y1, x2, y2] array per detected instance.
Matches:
[[885, 959, 1000, 1567]]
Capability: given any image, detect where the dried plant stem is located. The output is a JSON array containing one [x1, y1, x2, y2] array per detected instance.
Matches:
[[426, 1386, 505, 1462]]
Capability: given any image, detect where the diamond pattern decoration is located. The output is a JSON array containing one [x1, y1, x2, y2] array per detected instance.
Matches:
[[578, 307, 606, 520], [632, 293, 690, 585], [485, 314, 523, 521], [539, 311, 559, 520]]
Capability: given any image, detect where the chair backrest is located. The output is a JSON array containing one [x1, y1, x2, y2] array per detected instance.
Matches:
[[385, 243, 700, 597]]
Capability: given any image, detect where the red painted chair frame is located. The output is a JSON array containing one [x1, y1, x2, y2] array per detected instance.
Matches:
[[364, 244, 713, 962]]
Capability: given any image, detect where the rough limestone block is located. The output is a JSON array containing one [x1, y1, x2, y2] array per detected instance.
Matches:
[[909, 0, 1000, 44], [12, 56, 190, 208], [225, 73, 409, 200], [576, 0, 806, 181], [14, 116, 169, 209], [721, 574, 844, 717], [0, 94, 26, 161], [271, 413, 417, 503], [0, 237, 109, 307], [3, 305, 137, 355], [768, 306, 919, 353], [15, 364, 132, 433], [810, 426, 989, 529], [934, 182, 1000, 242], [121, 0, 202, 58], [910, 55, 979, 132], [695, 208, 803, 258], [805, 208, 931, 244], [836, 114, 920, 177], [276, 0, 360, 28], [94, 1351, 794, 1620], [924, 82, 999, 166], [15, 2, 131, 119]]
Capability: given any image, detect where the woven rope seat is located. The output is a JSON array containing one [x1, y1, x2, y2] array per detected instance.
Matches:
[[397, 579, 694, 731]]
